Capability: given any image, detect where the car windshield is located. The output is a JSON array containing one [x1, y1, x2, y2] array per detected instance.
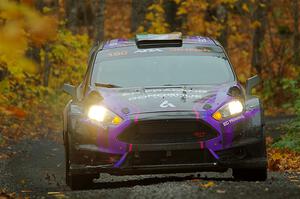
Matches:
[[91, 47, 235, 88]]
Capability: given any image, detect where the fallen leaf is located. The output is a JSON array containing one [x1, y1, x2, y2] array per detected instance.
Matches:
[[265, 187, 269, 191], [288, 176, 298, 179], [19, 179, 26, 185], [200, 181, 215, 188], [268, 148, 300, 172], [0, 154, 9, 160], [216, 189, 226, 193], [266, 136, 273, 145], [48, 192, 66, 198], [48, 192, 61, 195]]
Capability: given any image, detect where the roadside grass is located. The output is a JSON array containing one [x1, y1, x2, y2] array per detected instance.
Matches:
[[268, 117, 300, 171], [271, 118, 300, 152]]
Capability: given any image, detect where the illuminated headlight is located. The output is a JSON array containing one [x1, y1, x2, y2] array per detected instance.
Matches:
[[88, 105, 123, 125], [212, 100, 244, 121]]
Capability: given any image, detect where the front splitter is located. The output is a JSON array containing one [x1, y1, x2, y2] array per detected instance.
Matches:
[[70, 162, 227, 175]]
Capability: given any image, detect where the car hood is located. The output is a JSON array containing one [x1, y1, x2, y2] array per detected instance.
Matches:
[[93, 83, 240, 117]]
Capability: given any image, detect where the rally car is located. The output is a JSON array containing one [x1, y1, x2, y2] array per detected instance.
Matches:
[[63, 33, 267, 190]]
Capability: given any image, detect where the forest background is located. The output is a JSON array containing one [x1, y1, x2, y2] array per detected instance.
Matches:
[[0, 0, 300, 170]]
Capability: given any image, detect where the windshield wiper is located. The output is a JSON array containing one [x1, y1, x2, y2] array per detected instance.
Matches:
[[95, 83, 122, 88]]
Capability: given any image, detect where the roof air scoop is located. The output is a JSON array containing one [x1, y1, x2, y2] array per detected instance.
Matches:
[[135, 33, 183, 49]]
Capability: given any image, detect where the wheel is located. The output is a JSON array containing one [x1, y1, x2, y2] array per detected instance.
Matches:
[[64, 132, 71, 186], [65, 139, 98, 190], [68, 173, 98, 190], [233, 167, 267, 181], [233, 131, 268, 181], [65, 144, 71, 186]]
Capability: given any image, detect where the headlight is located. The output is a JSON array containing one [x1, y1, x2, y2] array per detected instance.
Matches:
[[88, 105, 123, 125], [212, 100, 244, 121]]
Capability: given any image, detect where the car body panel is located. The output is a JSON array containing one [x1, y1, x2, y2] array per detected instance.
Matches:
[[63, 35, 266, 176]]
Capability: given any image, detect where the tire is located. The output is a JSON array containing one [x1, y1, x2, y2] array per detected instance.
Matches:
[[68, 173, 98, 190], [65, 136, 98, 190], [233, 137, 268, 181], [233, 167, 267, 181], [65, 144, 71, 186], [65, 145, 98, 190], [64, 132, 71, 186]]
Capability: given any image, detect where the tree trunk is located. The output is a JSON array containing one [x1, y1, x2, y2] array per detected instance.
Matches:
[[26, 0, 46, 64], [79, 1, 88, 29], [293, 0, 300, 65], [94, 0, 106, 41], [43, 45, 51, 87], [35, 0, 44, 11], [251, 0, 268, 75], [0, 64, 8, 82], [163, 0, 183, 32], [26, 46, 41, 64], [217, 4, 228, 49], [131, 0, 154, 33], [65, 0, 78, 33]]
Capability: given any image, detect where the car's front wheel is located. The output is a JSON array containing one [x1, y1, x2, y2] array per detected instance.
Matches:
[[232, 167, 267, 181], [68, 173, 98, 190], [65, 136, 98, 190]]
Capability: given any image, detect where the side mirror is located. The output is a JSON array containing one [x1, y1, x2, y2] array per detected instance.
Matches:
[[63, 83, 77, 99], [246, 75, 260, 95]]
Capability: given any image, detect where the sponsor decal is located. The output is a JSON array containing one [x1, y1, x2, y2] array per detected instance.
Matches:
[[122, 89, 209, 101], [223, 115, 244, 126], [122, 88, 208, 96], [198, 38, 210, 43], [127, 93, 205, 101], [160, 100, 175, 108], [134, 49, 163, 53], [169, 47, 211, 53], [144, 88, 207, 93], [107, 51, 128, 57]]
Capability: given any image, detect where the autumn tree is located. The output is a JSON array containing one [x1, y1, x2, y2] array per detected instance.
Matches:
[[251, 0, 269, 75], [0, 0, 57, 116], [65, 0, 78, 33], [94, 0, 106, 40], [0, 0, 299, 137], [32, 0, 59, 86], [216, 3, 228, 49], [131, 0, 154, 33], [292, 0, 300, 65], [163, 0, 184, 32]]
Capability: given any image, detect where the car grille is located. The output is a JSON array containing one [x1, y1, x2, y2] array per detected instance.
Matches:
[[117, 119, 219, 144]]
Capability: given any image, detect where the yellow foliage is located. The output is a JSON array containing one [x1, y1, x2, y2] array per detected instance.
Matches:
[[268, 148, 300, 172], [0, 0, 59, 141], [220, 0, 238, 4], [46, 29, 90, 87], [242, 3, 250, 13], [199, 181, 215, 188], [104, 0, 132, 39], [251, 20, 261, 29], [0, 0, 57, 81], [141, 1, 169, 34]]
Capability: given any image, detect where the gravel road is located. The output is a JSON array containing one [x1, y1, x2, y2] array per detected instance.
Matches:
[[0, 117, 300, 198]]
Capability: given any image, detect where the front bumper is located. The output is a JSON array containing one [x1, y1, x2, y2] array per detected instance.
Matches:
[[68, 106, 266, 175], [69, 137, 266, 175]]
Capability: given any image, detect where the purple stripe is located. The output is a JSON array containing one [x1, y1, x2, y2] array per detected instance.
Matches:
[[114, 153, 128, 168], [208, 148, 219, 160]]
